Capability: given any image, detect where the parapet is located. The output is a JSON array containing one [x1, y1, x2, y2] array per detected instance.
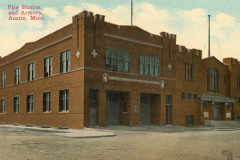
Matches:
[[72, 10, 105, 22]]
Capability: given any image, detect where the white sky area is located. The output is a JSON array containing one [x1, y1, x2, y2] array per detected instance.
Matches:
[[0, 2, 239, 61]]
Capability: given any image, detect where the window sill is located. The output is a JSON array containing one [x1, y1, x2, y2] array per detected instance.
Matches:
[[181, 99, 186, 101], [122, 112, 128, 115], [43, 111, 51, 113], [0, 112, 6, 114], [27, 112, 34, 114], [59, 111, 69, 113]]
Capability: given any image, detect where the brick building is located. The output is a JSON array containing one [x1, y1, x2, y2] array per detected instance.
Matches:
[[0, 10, 239, 129]]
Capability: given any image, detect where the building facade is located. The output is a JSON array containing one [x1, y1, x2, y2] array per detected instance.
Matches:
[[0, 10, 240, 129]]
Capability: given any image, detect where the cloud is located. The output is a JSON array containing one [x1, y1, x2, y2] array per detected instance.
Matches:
[[0, 2, 239, 62], [42, 7, 59, 19]]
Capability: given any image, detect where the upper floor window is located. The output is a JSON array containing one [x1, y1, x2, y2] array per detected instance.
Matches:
[[27, 94, 34, 113], [237, 73, 240, 87], [43, 92, 51, 112], [207, 67, 219, 91], [181, 92, 186, 100], [59, 89, 69, 112], [60, 50, 70, 73], [28, 62, 35, 81], [44, 56, 52, 77], [106, 48, 130, 73], [140, 55, 160, 76], [14, 67, 20, 85], [185, 63, 193, 80], [188, 93, 192, 100], [1, 72, 6, 88], [1, 98, 5, 113], [193, 94, 197, 101], [14, 96, 19, 113]]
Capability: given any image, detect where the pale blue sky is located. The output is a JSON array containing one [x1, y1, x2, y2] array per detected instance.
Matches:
[[0, 0, 240, 60]]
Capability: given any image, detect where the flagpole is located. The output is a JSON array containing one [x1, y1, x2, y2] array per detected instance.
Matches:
[[208, 15, 211, 57], [131, 0, 133, 26]]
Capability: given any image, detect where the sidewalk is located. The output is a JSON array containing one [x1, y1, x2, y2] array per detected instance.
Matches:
[[0, 124, 117, 138]]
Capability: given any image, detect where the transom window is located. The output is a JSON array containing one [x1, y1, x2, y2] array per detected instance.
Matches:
[[28, 62, 35, 81], [59, 89, 69, 112], [14, 67, 20, 85], [43, 92, 51, 112], [106, 48, 130, 73], [27, 94, 34, 113], [44, 56, 52, 77], [14, 96, 19, 113], [1, 72, 6, 88], [140, 55, 160, 76], [60, 50, 70, 73]]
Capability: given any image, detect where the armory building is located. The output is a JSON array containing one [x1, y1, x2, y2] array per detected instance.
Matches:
[[0, 11, 240, 129]]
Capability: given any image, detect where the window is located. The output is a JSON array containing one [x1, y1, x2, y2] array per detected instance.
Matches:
[[28, 62, 35, 81], [140, 55, 160, 76], [237, 73, 240, 87], [207, 68, 210, 91], [203, 101, 208, 108], [211, 68, 215, 91], [188, 93, 192, 100], [227, 104, 232, 110], [234, 98, 237, 104], [27, 94, 34, 113], [59, 89, 69, 112], [106, 48, 130, 73], [1, 72, 6, 88], [166, 95, 172, 124], [182, 92, 186, 100], [15, 67, 20, 84], [207, 67, 219, 91], [60, 50, 70, 73], [43, 92, 51, 112], [238, 98, 240, 104], [193, 94, 197, 101], [44, 56, 52, 77], [123, 101, 127, 113], [14, 96, 19, 113], [1, 98, 5, 113], [185, 63, 193, 80]]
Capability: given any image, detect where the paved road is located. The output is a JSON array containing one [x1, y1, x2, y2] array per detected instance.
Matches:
[[0, 125, 239, 160]]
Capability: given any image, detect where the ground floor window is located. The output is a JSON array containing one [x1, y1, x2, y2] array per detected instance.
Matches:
[[59, 89, 69, 112], [27, 94, 34, 113], [43, 92, 51, 112], [14, 96, 19, 113], [1, 98, 5, 113], [203, 101, 208, 108]]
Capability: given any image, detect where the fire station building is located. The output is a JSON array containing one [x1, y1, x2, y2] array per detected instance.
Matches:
[[0, 11, 240, 129]]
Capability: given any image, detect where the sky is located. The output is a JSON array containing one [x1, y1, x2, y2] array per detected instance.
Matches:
[[0, 0, 240, 61]]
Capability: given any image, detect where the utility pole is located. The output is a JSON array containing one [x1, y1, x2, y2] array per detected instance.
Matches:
[[208, 15, 211, 57]]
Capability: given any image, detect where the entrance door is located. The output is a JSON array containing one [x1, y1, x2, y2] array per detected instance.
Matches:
[[107, 91, 120, 125], [90, 89, 98, 126], [141, 93, 151, 125], [166, 95, 172, 125], [214, 103, 221, 121]]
